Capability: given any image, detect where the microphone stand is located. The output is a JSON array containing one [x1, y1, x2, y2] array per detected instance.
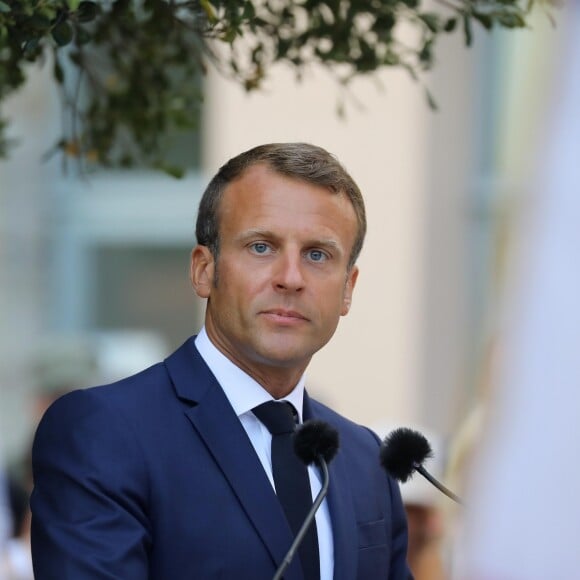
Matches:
[[415, 464, 463, 505], [273, 457, 329, 580]]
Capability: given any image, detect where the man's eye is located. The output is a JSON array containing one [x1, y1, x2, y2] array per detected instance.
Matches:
[[307, 249, 327, 262], [251, 243, 270, 254]]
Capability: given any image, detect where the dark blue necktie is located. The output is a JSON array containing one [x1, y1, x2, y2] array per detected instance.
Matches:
[[253, 401, 320, 580]]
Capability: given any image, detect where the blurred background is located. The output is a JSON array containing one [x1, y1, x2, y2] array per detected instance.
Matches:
[[0, 3, 570, 578]]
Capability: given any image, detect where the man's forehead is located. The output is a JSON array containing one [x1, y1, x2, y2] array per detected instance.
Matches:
[[222, 162, 343, 202]]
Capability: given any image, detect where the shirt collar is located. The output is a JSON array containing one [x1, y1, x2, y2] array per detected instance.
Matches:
[[195, 327, 305, 422]]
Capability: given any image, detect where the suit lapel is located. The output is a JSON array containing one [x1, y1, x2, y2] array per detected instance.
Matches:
[[164, 338, 304, 580], [304, 394, 358, 580]]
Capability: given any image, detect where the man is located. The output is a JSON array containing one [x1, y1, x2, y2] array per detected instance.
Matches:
[[31, 143, 411, 579]]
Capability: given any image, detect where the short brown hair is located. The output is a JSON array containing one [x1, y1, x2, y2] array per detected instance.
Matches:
[[195, 142, 366, 270]]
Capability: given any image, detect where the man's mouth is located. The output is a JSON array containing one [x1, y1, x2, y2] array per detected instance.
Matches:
[[261, 309, 309, 323]]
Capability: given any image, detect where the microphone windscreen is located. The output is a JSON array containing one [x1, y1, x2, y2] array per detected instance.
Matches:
[[294, 420, 339, 465], [380, 427, 433, 483]]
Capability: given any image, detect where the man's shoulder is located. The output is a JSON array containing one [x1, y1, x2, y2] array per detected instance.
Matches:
[[37, 360, 168, 426], [40, 336, 202, 424], [308, 397, 381, 448]]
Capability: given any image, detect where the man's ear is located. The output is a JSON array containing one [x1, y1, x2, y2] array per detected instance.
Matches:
[[341, 265, 359, 316], [190, 246, 215, 298]]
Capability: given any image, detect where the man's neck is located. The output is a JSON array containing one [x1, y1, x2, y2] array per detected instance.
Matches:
[[195, 327, 308, 400]]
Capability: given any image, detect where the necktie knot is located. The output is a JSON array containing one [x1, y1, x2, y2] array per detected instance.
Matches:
[[252, 401, 297, 435]]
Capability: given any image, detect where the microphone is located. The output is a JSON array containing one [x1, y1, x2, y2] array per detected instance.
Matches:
[[380, 427, 463, 505], [272, 420, 339, 580]]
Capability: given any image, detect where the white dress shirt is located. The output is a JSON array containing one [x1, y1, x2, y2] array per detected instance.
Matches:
[[195, 328, 334, 580]]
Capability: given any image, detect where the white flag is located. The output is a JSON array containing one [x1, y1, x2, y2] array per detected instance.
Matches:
[[461, 3, 580, 578]]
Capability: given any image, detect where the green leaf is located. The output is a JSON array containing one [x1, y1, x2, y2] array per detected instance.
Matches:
[[200, 0, 217, 25], [23, 37, 40, 56], [158, 163, 185, 179], [375, 12, 396, 32], [473, 11, 493, 30], [52, 21, 74, 46], [75, 26, 91, 45], [443, 18, 457, 33], [419, 40, 433, 66], [383, 50, 399, 66], [0, 1, 11, 13], [425, 87, 438, 111], [76, 1, 98, 23], [242, 2, 255, 20], [420, 13, 440, 33], [28, 14, 53, 29], [221, 27, 237, 43], [497, 12, 527, 28], [463, 14, 473, 46], [53, 59, 65, 84]]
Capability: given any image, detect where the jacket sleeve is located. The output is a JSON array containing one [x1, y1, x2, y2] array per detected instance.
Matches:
[[30, 388, 152, 579], [387, 472, 414, 579]]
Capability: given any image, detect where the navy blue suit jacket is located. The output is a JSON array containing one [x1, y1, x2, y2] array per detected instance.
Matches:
[[31, 336, 411, 579]]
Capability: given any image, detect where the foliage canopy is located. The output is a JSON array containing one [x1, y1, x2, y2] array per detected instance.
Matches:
[[0, 0, 557, 175]]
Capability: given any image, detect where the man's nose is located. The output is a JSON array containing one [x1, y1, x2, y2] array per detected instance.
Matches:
[[273, 251, 305, 292]]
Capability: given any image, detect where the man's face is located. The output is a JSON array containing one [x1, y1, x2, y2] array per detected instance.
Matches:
[[191, 163, 359, 381]]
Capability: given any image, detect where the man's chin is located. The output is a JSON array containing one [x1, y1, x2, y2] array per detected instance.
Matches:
[[250, 343, 311, 368]]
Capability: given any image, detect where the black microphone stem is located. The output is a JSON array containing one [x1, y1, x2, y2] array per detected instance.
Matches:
[[415, 464, 463, 505], [273, 457, 329, 580]]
